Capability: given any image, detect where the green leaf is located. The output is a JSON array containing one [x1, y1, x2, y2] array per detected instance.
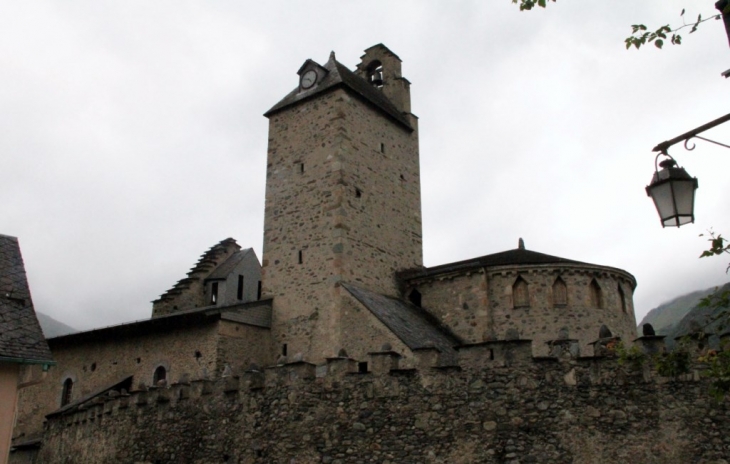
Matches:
[[681, 8, 685, 16], [655, 39, 664, 49]]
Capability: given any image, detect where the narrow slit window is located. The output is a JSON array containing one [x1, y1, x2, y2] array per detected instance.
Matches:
[[618, 284, 627, 314], [589, 279, 603, 309], [552, 277, 568, 307], [237, 275, 244, 300], [355, 188, 362, 198], [512, 276, 530, 308], [380, 143, 385, 153], [61, 378, 73, 406], [282, 344, 288, 356], [210, 282, 219, 305], [298, 250, 303, 264], [300, 163, 304, 173], [257, 281, 262, 300]]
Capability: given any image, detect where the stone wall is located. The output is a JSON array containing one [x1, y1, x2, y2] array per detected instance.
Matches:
[[31, 339, 730, 464], [412, 265, 637, 357], [13, 321, 221, 442]]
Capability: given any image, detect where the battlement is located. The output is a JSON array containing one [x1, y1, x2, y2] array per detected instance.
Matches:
[[35, 333, 730, 463]]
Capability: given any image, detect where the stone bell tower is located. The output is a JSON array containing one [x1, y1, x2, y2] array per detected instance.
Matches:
[[261, 44, 422, 362]]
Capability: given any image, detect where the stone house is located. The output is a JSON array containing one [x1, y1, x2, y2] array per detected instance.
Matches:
[[0, 235, 53, 464], [12, 44, 638, 460]]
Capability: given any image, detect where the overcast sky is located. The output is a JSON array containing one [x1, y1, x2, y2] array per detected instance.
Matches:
[[2, 1, 729, 332]]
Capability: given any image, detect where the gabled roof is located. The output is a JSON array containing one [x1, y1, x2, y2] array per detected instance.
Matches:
[[342, 283, 460, 364], [206, 248, 254, 281], [153, 238, 240, 304], [264, 53, 413, 131], [0, 234, 53, 364]]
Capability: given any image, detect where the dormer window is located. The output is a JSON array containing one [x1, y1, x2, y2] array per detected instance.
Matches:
[[366, 61, 384, 89], [210, 282, 218, 305]]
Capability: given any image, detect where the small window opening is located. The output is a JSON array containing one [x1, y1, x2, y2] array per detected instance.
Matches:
[[237, 275, 244, 300], [400, 174, 405, 181], [552, 276, 568, 307], [61, 378, 73, 406], [408, 289, 422, 308], [153, 366, 167, 386], [489, 349, 495, 361], [298, 250, 303, 264], [512, 276, 530, 308], [358, 362, 368, 373], [380, 143, 385, 153], [299, 162, 304, 174], [462, 302, 469, 310], [210, 282, 219, 305], [282, 344, 288, 356], [194, 350, 202, 359], [618, 284, 627, 314], [257, 281, 262, 300], [90, 363, 97, 372], [589, 279, 603, 309], [136, 357, 141, 364], [355, 188, 362, 198]]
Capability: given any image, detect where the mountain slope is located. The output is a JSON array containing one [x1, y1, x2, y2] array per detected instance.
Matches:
[[36, 311, 77, 338]]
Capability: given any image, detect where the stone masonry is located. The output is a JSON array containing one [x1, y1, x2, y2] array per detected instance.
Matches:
[[35, 336, 730, 464]]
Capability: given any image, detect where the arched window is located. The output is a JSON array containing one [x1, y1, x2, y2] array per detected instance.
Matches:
[[618, 283, 627, 314], [61, 378, 73, 406], [408, 289, 422, 308], [513, 276, 529, 308], [153, 366, 167, 386], [552, 276, 567, 307], [366, 60, 384, 88], [589, 279, 603, 309]]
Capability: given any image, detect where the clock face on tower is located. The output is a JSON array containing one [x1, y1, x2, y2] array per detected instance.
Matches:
[[301, 70, 317, 89]]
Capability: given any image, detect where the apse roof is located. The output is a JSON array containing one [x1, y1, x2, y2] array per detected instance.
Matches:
[[399, 245, 636, 286]]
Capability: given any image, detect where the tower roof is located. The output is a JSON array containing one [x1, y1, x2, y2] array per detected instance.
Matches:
[[264, 53, 413, 131]]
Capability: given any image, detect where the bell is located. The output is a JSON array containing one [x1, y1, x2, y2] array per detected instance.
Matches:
[[370, 70, 384, 87]]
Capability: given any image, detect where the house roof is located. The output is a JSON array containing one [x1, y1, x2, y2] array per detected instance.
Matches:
[[48, 299, 273, 347], [264, 52, 413, 131], [342, 283, 460, 364], [399, 245, 636, 287], [0, 234, 53, 364], [153, 238, 240, 304]]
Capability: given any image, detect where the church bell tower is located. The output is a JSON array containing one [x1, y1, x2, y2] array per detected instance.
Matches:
[[261, 44, 422, 362]]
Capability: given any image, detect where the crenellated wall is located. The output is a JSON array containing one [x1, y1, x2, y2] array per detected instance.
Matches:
[[28, 337, 730, 464]]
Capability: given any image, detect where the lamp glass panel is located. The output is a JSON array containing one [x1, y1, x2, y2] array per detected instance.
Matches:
[[672, 179, 696, 216], [649, 182, 676, 220]]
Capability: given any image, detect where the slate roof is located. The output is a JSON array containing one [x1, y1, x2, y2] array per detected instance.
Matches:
[[206, 248, 254, 281], [48, 299, 273, 346], [342, 283, 460, 364], [264, 53, 413, 131], [399, 246, 635, 285], [0, 234, 53, 364]]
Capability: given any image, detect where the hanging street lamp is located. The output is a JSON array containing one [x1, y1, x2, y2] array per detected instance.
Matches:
[[646, 153, 698, 227], [646, 112, 730, 227]]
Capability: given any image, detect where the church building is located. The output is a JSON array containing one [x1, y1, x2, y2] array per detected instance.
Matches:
[[11, 44, 637, 455]]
